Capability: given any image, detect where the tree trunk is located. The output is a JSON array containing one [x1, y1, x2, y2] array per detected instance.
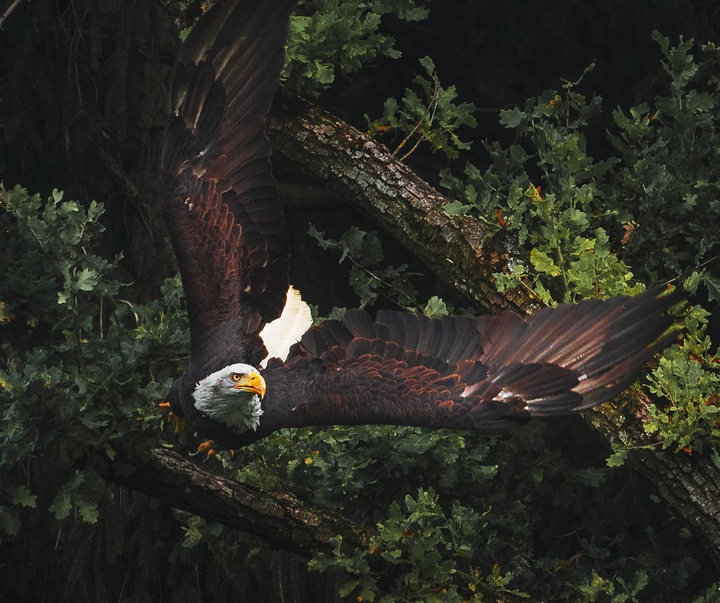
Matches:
[[587, 394, 720, 569]]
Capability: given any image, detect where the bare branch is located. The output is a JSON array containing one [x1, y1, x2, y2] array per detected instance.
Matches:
[[0, 0, 25, 30]]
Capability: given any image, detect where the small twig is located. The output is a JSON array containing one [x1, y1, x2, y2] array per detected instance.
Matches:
[[395, 74, 442, 162], [0, 0, 25, 29]]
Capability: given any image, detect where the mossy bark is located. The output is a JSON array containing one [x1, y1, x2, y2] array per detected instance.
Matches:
[[267, 97, 530, 315]]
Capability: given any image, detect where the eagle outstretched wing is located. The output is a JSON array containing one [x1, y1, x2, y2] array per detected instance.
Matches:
[[161, 0, 295, 371], [226, 288, 679, 447]]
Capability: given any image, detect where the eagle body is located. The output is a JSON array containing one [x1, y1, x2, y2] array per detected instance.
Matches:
[[162, 0, 679, 452]]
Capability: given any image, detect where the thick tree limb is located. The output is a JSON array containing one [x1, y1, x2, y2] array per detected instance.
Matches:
[[267, 98, 720, 569], [268, 97, 531, 315], [109, 449, 371, 556], [587, 394, 720, 569]]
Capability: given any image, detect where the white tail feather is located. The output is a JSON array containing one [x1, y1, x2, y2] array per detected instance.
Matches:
[[259, 286, 313, 368]]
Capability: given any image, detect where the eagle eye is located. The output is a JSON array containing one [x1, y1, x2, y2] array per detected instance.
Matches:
[[229, 372, 243, 382]]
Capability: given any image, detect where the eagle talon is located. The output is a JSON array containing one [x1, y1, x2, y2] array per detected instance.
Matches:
[[191, 440, 217, 459]]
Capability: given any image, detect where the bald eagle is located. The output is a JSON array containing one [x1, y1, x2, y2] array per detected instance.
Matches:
[[161, 0, 678, 452]]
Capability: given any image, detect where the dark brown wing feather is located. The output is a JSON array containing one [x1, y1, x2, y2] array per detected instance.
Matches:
[[255, 288, 678, 440], [162, 0, 295, 370]]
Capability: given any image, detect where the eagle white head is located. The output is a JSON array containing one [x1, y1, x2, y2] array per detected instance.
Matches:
[[192, 363, 266, 433], [189, 288, 310, 435]]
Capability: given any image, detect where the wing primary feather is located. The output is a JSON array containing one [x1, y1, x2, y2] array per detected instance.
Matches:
[[162, 0, 297, 372]]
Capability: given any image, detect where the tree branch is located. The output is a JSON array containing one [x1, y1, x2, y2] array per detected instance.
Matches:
[[587, 394, 720, 569], [268, 97, 532, 315], [109, 448, 372, 556], [0, 0, 25, 30]]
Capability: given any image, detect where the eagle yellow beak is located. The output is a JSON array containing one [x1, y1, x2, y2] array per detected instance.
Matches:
[[231, 371, 266, 398]]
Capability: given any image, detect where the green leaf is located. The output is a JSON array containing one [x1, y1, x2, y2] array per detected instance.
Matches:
[[683, 271, 702, 294], [443, 200, 471, 217], [606, 448, 628, 468], [49, 491, 73, 521], [78, 500, 99, 524], [701, 273, 720, 302], [418, 55, 435, 75], [423, 296, 448, 318], [0, 509, 22, 537], [11, 486, 37, 508], [499, 107, 527, 129], [530, 248, 561, 277], [338, 579, 361, 598], [75, 268, 99, 292]]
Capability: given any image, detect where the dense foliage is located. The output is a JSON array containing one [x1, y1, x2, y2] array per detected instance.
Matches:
[[1, 1, 720, 602]]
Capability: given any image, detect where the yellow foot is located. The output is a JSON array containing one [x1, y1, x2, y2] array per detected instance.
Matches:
[[195, 440, 216, 458]]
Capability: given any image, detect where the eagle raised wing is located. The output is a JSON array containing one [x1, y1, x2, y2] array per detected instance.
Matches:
[[162, 0, 295, 372], [161, 0, 679, 452]]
